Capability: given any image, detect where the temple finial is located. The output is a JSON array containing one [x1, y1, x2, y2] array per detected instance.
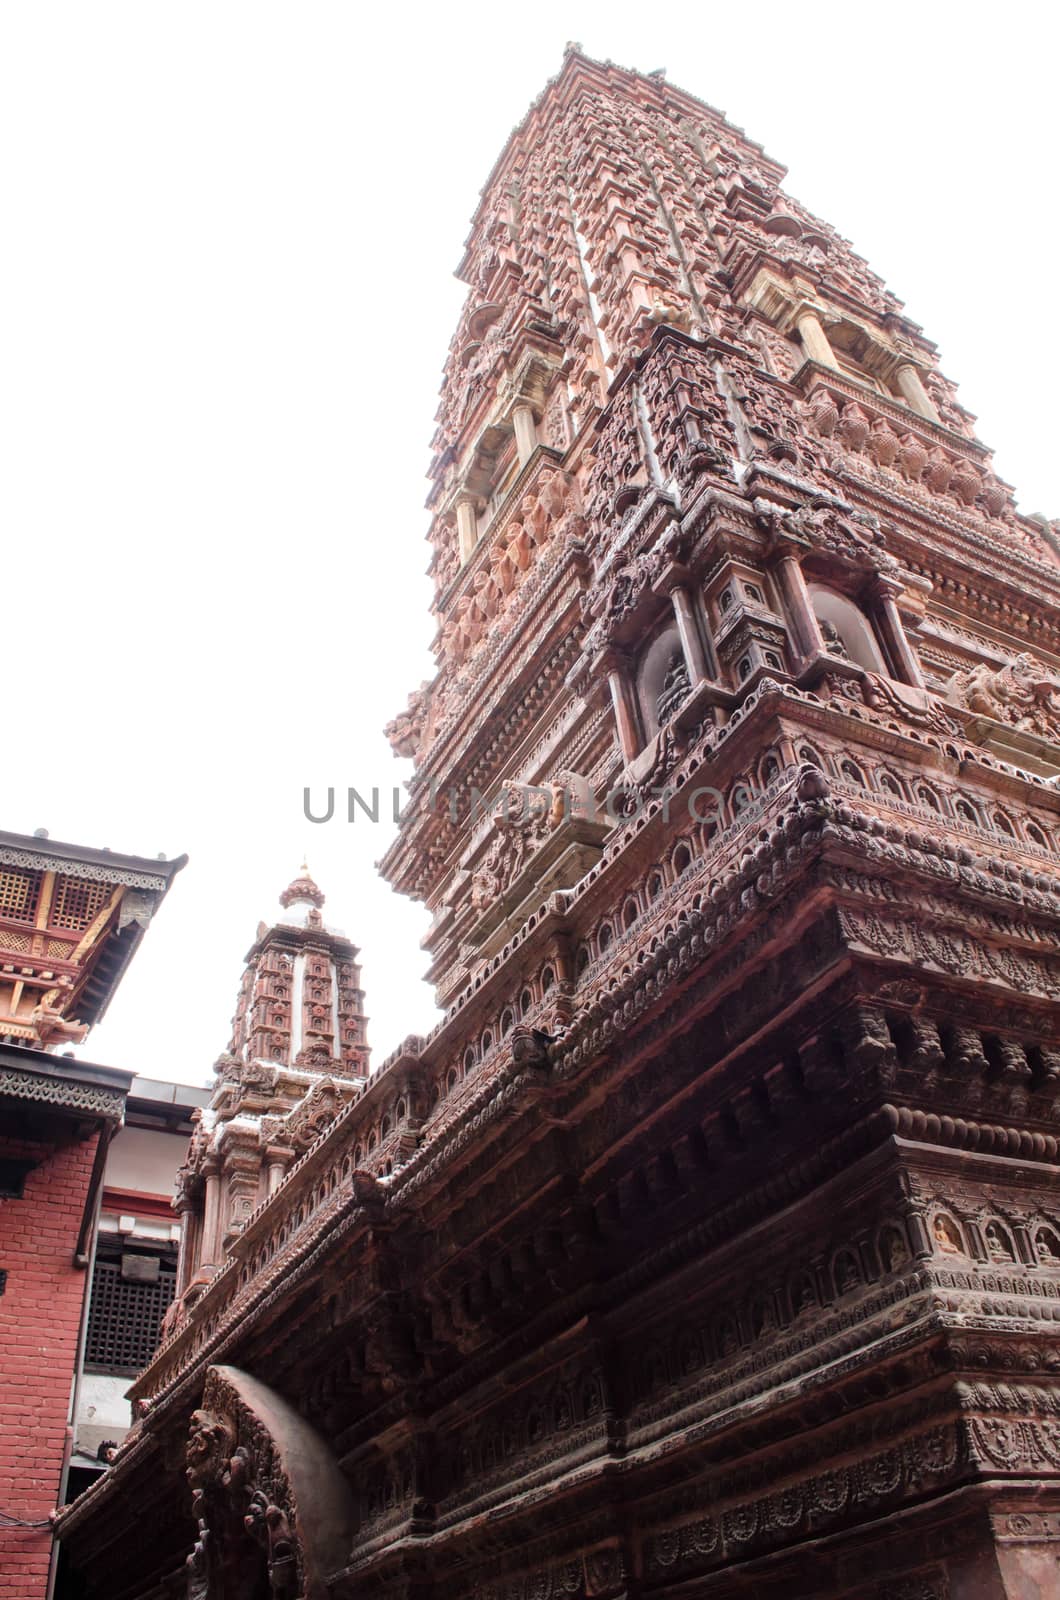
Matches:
[[279, 861, 325, 911]]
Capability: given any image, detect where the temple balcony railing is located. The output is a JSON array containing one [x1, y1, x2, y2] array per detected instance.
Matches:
[[0, 915, 82, 964]]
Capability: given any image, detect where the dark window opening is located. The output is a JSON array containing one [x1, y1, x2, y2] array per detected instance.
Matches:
[[84, 1254, 176, 1376], [0, 1159, 34, 1198]]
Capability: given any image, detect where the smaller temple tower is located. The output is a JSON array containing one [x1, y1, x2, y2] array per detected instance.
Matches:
[[168, 867, 368, 1317], [227, 863, 369, 1077]]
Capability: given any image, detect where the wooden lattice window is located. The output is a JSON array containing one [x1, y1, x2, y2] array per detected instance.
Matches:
[[50, 876, 111, 932], [84, 1256, 176, 1375], [0, 867, 42, 925]]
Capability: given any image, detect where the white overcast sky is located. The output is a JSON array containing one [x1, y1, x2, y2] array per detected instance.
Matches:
[[2, 5, 1056, 1088]]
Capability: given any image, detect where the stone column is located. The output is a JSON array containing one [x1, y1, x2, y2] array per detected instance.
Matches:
[[894, 363, 940, 423], [266, 1148, 290, 1196], [512, 403, 538, 467], [604, 652, 642, 762], [668, 582, 711, 682], [547, 932, 576, 1027], [200, 1159, 223, 1271], [874, 587, 926, 689], [773, 553, 823, 661], [796, 309, 838, 370], [456, 494, 479, 564], [174, 1198, 198, 1296]]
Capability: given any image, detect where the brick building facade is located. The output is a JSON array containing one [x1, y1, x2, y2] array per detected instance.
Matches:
[[0, 1052, 129, 1599], [0, 832, 183, 1597], [57, 49, 1060, 1600]]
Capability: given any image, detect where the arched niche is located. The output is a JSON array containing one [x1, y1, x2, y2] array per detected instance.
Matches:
[[635, 622, 689, 735], [185, 1364, 356, 1600], [808, 584, 889, 674]]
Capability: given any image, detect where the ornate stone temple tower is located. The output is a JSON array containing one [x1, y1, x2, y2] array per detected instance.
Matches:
[[165, 866, 368, 1316], [59, 49, 1060, 1600]]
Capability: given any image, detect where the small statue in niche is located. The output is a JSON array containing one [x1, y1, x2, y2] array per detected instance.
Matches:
[[819, 618, 847, 659], [1036, 1228, 1060, 1264], [716, 1315, 739, 1357], [656, 650, 692, 722], [792, 1274, 818, 1315], [752, 1297, 778, 1337], [880, 1227, 911, 1272], [933, 1215, 964, 1255], [834, 1252, 861, 1294], [985, 1221, 1016, 1262]]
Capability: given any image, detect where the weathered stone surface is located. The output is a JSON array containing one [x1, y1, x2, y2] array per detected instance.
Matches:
[[56, 46, 1060, 1600]]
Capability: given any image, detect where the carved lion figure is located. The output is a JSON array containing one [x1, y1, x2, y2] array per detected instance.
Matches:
[[385, 682, 431, 760], [949, 652, 1060, 739], [186, 1408, 237, 1492]]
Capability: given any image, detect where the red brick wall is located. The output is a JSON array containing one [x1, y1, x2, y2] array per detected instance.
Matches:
[[0, 1129, 99, 1600]]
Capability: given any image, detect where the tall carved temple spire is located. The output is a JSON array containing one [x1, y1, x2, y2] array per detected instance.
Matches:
[[167, 869, 369, 1315], [61, 51, 1060, 1600], [381, 48, 1059, 1022]]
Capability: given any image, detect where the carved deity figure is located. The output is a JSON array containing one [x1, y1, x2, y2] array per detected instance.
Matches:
[[819, 618, 847, 659], [792, 1274, 818, 1315], [834, 1253, 861, 1294], [716, 1316, 739, 1356], [1036, 1228, 1060, 1264], [469, 784, 553, 910], [752, 1297, 778, 1336], [880, 1228, 911, 1272], [985, 1222, 1016, 1262], [948, 652, 1060, 740], [384, 684, 430, 759], [186, 1408, 236, 1492], [585, 550, 657, 632], [933, 1215, 964, 1256], [656, 650, 692, 723]]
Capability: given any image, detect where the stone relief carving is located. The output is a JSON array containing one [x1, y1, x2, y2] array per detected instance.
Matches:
[[947, 652, 1060, 741], [470, 783, 558, 910], [184, 1366, 354, 1600], [385, 682, 431, 760]]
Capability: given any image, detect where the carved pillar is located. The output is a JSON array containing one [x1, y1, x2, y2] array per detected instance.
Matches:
[[604, 651, 642, 762], [1012, 1224, 1036, 1266], [512, 402, 538, 467], [456, 494, 479, 564], [796, 309, 838, 370], [773, 552, 823, 662], [907, 1209, 932, 1259], [266, 1147, 291, 1196], [895, 362, 940, 423], [200, 1158, 223, 1272], [872, 581, 926, 689], [547, 930, 577, 1028], [174, 1197, 201, 1296], [667, 581, 712, 682]]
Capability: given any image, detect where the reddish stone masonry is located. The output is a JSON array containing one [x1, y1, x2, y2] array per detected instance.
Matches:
[[58, 47, 1060, 1600]]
